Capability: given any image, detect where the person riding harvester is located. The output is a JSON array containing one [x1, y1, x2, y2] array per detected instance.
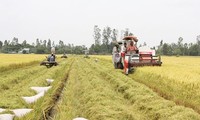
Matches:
[[40, 47, 58, 68], [123, 36, 139, 74]]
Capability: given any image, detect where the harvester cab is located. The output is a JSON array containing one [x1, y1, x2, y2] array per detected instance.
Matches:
[[112, 36, 162, 75], [40, 47, 58, 68]]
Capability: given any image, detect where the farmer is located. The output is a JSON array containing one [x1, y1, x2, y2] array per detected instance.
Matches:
[[50, 53, 55, 62], [121, 42, 127, 55], [112, 43, 120, 54], [121, 42, 127, 67], [124, 40, 138, 71], [127, 40, 138, 55], [112, 43, 121, 68]]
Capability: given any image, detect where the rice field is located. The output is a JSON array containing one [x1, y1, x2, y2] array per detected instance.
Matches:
[[93, 56, 200, 113], [129, 56, 200, 113], [0, 54, 45, 67], [1, 54, 200, 120]]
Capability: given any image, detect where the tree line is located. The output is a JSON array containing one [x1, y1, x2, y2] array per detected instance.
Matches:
[[157, 35, 200, 56], [0, 25, 133, 55], [0, 26, 200, 56], [0, 38, 87, 54], [90, 25, 200, 56], [89, 25, 133, 54]]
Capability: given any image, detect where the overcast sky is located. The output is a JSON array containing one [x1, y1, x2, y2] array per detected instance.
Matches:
[[0, 0, 200, 47]]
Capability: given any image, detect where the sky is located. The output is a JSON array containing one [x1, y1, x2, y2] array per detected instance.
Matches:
[[0, 0, 200, 48]]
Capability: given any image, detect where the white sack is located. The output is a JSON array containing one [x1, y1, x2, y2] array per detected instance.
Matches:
[[11, 109, 33, 117], [46, 79, 54, 84], [73, 117, 88, 120], [22, 91, 44, 104], [0, 114, 14, 120], [30, 86, 52, 94], [0, 108, 6, 113]]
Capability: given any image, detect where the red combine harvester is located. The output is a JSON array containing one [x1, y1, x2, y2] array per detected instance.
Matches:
[[112, 36, 162, 75]]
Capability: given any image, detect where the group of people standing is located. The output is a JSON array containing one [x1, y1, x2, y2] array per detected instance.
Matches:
[[112, 40, 138, 69]]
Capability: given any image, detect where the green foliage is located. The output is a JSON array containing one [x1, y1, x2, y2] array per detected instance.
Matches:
[[0, 38, 87, 54], [93, 25, 101, 45], [1, 31, 200, 56], [157, 36, 200, 56]]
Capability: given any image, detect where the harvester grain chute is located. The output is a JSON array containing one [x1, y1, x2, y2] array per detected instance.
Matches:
[[40, 47, 58, 68], [112, 36, 162, 75]]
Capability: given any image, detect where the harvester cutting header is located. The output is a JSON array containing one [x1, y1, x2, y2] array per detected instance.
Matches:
[[112, 36, 162, 75]]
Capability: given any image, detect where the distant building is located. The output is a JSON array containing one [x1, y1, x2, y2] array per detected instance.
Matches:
[[19, 48, 30, 54]]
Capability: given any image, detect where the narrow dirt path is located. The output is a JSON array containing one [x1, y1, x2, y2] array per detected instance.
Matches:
[[44, 58, 75, 120], [14, 57, 74, 120], [53, 57, 147, 119]]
